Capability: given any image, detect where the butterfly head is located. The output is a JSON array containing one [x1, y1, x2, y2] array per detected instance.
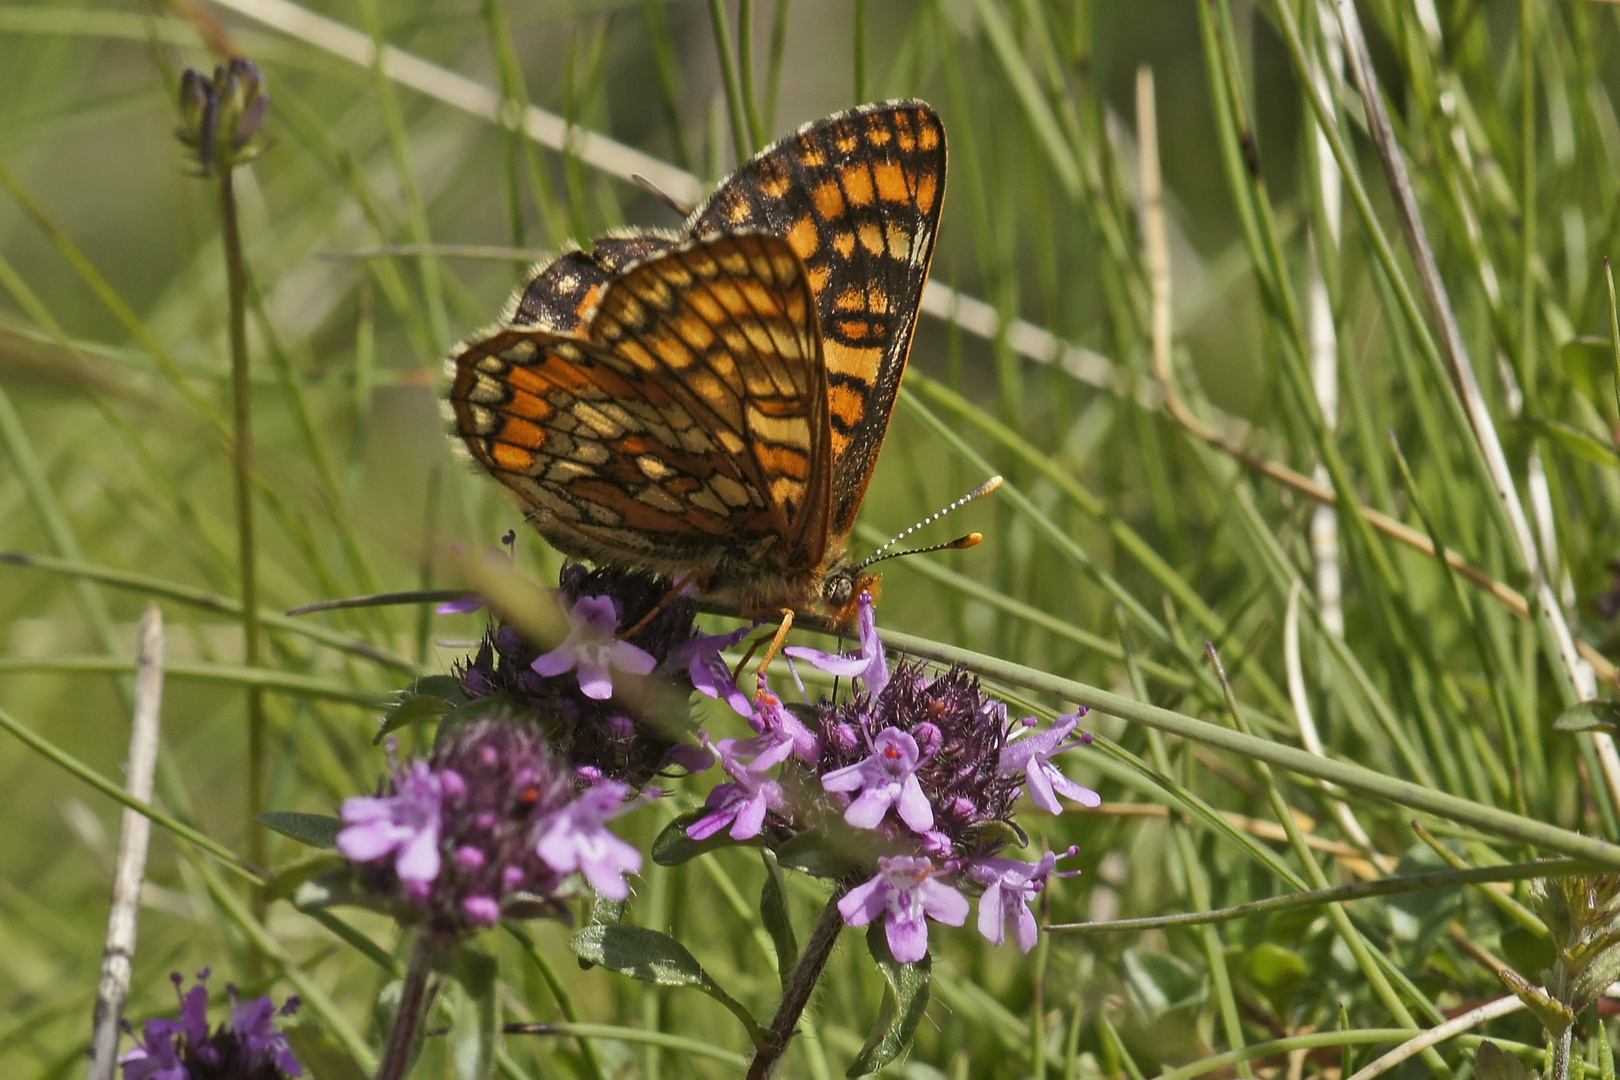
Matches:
[[821, 567, 883, 628]]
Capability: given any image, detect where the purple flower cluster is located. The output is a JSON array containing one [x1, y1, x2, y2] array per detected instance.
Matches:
[[452, 564, 742, 791], [121, 969, 301, 1080], [337, 717, 643, 934], [689, 594, 1094, 963]]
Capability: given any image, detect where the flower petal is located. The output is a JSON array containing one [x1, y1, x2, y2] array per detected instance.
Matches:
[[530, 646, 577, 678], [885, 910, 930, 964], [838, 875, 889, 927]]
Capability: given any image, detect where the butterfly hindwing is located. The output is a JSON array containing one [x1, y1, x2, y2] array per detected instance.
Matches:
[[685, 100, 946, 536], [449, 233, 831, 578]]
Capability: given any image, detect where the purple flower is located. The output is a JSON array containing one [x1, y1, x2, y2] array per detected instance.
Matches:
[[838, 855, 968, 963], [749, 680, 820, 762], [121, 969, 302, 1080], [687, 737, 786, 841], [337, 720, 576, 935], [532, 594, 658, 699], [822, 727, 934, 832], [337, 761, 444, 890], [999, 714, 1100, 814], [968, 852, 1061, 953], [784, 591, 888, 697], [536, 780, 643, 900], [667, 626, 755, 715]]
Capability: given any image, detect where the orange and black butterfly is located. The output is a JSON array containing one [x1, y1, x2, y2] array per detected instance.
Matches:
[[446, 100, 946, 626]]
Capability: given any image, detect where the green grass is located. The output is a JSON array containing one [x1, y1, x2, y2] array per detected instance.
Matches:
[[5, 0, 1620, 1077]]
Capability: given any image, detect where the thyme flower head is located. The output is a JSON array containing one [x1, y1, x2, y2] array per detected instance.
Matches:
[[120, 968, 301, 1080], [337, 717, 643, 934], [681, 593, 1100, 961], [454, 563, 738, 790]]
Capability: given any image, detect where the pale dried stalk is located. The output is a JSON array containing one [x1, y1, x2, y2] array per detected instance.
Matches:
[[87, 603, 166, 1080], [1343, 995, 1524, 1080], [1330, 0, 1620, 802], [1307, 1, 1344, 639]]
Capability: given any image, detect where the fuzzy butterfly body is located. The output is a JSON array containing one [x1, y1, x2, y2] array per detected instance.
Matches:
[[446, 100, 946, 625]]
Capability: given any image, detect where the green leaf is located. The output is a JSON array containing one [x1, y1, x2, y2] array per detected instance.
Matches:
[[760, 851, 798, 990], [776, 831, 861, 879], [1500, 926, 1556, 978], [651, 809, 754, 867], [567, 923, 764, 1045], [1553, 701, 1620, 733], [569, 924, 724, 993], [438, 945, 499, 1080], [1497, 968, 1575, 1034], [1122, 948, 1207, 1021], [411, 674, 465, 700], [375, 694, 454, 742], [1243, 943, 1308, 988], [1520, 416, 1620, 469], [265, 852, 345, 901], [1476, 1041, 1537, 1080], [847, 923, 932, 1077], [255, 810, 342, 850]]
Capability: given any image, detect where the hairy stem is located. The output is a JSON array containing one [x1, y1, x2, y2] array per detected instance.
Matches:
[[219, 167, 267, 926], [377, 936, 437, 1080], [747, 884, 848, 1080]]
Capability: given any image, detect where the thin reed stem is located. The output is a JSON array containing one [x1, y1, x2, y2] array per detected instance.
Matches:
[[218, 165, 267, 923]]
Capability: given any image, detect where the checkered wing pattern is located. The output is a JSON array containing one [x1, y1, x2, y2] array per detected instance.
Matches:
[[448, 233, 832, 576], [685, 100, 946, 536]]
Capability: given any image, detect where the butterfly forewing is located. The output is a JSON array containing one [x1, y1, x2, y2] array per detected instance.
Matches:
[[448, 233, 831, 580], [685, 101, 946, 535]]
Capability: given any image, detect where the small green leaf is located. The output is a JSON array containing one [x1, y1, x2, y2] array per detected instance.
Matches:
[[265, 853, 345, 901], [438, 945, 499, 1080], [1244, 943, 1308, 988], [569, 924, 720, 992], [1122, 948, 1207, 1021], [776, 831, 860, 879], [651, 809, 753, 867], [412, 674, 465, 700], [1553, 701, 1620, 733], [760, 851, 798, 990], [567, 923, 765, 1045], [847, 923, 932, 1076], [1500, 926, 1556, 978], [1497, 968, 1575, 1034], [1520, 416, 1620, 469], [375, 695, 454, 743], [256, 811, 342, 850], [1476, 1041, 1537, 1080]]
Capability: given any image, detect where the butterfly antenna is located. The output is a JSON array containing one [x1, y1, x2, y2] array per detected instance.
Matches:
[[858, 476, 1004, 570], [632, 173, 694, 218]]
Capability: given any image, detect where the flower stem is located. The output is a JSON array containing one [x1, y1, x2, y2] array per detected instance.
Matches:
[[377, 936, 437, 1080], [218, 167, 266, 918], [747, 884, 848, 1080], [1551, 1025, 1575, 1080]]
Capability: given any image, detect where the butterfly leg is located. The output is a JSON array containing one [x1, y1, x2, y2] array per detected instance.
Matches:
[[616, 568, 709, 640], [755, 609, 797, 680]]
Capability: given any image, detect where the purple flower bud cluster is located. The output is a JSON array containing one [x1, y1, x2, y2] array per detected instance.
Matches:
[[454, 564, 741, 791], [337, 717, 643, 934], [689, 593, 1094, 963], [121, 968, 301, 1080], [176, 59, 271, 176]]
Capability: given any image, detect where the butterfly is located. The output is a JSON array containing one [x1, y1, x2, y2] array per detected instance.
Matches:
[[446, 100, 946, 627]]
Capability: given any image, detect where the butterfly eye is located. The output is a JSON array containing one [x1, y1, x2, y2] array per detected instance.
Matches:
[[823, 572, 855, 609]]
